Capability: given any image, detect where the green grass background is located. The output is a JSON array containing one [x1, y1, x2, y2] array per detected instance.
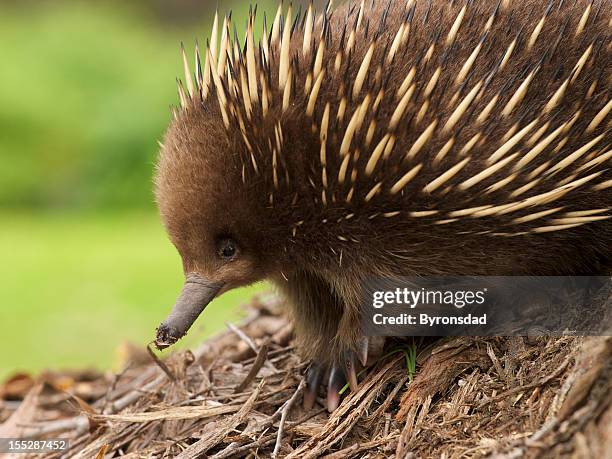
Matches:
[[0, 0, 274, 378], [0, 212, 265, 378]]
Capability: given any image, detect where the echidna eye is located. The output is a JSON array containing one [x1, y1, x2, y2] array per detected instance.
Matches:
[[217, 238, 237, 260]]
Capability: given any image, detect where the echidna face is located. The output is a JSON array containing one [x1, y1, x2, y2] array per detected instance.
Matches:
[[155, 107, 270, 304]]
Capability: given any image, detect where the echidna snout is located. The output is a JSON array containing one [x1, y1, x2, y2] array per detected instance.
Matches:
[[155, 0, 611, 411]]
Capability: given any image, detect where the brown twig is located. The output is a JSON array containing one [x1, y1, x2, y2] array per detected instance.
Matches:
[[226, 322, 278, 371], [477, 354, 573, 409], [147, 343, 177, 382], [18, 416, 90, 437], [272, 379, 306, 458], [234, 343, 269, 393], [175, 380, 264, 459], [210, 433, 278, 459], [320, 435, 398, 459], [102, 374, 167, 414]]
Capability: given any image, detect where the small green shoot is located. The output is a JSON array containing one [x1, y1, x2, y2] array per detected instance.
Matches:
[[338, 342, 418, 395]]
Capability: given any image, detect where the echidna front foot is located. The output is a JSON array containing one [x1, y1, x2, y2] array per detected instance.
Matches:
[[303, 337, 384, 412], [303, 357, 354, 412]]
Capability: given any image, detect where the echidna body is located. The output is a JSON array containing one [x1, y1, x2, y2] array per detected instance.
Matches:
[[155, 0, 611, 410]]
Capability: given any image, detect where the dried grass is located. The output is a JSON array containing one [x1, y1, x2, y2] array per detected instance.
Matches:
[[1, 294, 610, 458]]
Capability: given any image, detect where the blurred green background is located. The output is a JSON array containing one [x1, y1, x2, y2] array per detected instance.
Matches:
[[0, 0, 277, 378]]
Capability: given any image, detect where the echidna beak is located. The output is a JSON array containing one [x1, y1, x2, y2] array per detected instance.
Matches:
[[155, 273, 222, 350]]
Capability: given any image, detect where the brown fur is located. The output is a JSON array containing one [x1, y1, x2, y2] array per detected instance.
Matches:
[[156, 0, 611, 364]]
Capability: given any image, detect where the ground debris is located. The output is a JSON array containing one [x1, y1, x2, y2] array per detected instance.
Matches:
[[1, 294, 610, 458]]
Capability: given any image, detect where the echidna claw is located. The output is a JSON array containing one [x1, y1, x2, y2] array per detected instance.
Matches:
[[303, 339, 386, 412], [357, 336, 369, 367], [302, 358, 358, 412], [303, 363, 324, 410], [343, 351, 359, 393], [326, 365, 346, 412]]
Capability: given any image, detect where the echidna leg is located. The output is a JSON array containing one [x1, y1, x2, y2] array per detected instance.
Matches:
[[274, 272, 379, 411], [273, 271, 347, 409]]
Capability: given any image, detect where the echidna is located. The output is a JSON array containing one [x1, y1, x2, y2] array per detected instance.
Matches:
[[154, 0, 611, 411]]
